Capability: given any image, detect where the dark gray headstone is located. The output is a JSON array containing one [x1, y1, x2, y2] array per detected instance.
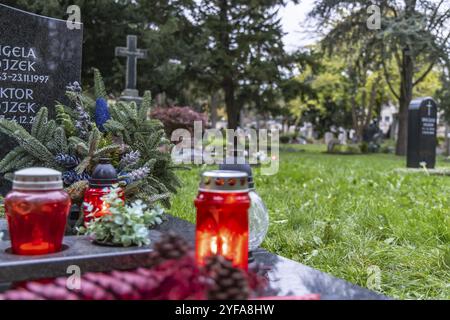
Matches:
[[407, 97, 437, 168], [0, 4, 83, 193]]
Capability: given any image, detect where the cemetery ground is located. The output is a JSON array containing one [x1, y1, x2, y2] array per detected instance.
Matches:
[[171, 145, 450, 300]]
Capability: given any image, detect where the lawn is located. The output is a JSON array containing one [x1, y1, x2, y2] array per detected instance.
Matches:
[[169, 145, 450, 300]]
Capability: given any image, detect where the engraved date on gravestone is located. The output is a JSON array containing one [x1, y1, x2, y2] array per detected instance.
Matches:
[[0, 46, 46, 124]]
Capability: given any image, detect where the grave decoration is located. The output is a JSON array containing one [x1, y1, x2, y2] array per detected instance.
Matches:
[[82, 158, 124, 223], [0, 233, 269, 300], [0, 69, 182, 224], [219, 160, 269, 252], [4, 168, 71, 255], [195, 171, 250, 270], [78, 186, 164, 247]]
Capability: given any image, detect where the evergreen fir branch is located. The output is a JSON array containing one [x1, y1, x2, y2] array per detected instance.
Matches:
[[40, 119, 56, 144], [0, 147, 25, 173], [75, 156, 92, 174], [146, 193, 171, 204], [11, 154, 36, 172], [159, 197, 171, 209], [3, 173, 14, 182], [103, 120, 125, 133], [143, 158, 157, 172], [94, 145, 121, 158], [113, 102, 135, 131], [56, 104, 76, 136], [48, 127, 68, 154], [141, 90, 152, 115], [0, 118, 29, 138], [15, 134, 55, 166], [146, 175, 169, 193], [146, 129, 165, 150], [124, 180, 143, 198], [165, 170, 182, 190], [88, 127, 102, 156], [93, 68, 107, 99], [139, 120, 159, 133], [68, 136, 86, 148], [0, 119, 54, 166], [127, 102, 139, 124], [66, 180, 89, 205], [31, 107, 48, 139]]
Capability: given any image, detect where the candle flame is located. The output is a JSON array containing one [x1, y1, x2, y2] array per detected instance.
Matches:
[[210, 236, 218, 254]]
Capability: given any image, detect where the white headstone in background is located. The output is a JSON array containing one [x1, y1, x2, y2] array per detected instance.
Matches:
[[338, 129, 347, 145], [324, 132, 334, 145]]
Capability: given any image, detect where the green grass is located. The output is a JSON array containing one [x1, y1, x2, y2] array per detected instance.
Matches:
[[169, 145, 450, 299]]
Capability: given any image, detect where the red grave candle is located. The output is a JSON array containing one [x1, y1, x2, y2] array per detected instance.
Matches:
[[195, 170, 250, 270], [4, 168, 71, 255], [83, 158, 124, 223]]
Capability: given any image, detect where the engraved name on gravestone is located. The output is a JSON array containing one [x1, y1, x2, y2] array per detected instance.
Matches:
[[407, 97, 438, 169], [0, 4, 83, 193]]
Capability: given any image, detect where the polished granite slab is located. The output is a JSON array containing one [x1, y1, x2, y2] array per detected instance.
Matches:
[[0, 216, 387, 299]]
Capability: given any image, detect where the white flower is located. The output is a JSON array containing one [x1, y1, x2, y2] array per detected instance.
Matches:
[[83, 202, 94, 213]]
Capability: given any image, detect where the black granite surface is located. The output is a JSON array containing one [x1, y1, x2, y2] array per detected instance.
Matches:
[[0, 4, 83, 194], [0, 216, 387, 299], [156, 216, 388, 300]]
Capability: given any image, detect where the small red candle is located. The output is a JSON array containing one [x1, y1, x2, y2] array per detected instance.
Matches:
[[83, 158, 124, 222], [4, 168, 71, 255], [195, 171, 250, 270]]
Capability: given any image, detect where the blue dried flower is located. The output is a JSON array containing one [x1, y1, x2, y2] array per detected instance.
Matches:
[[95, 98, 111, 132]]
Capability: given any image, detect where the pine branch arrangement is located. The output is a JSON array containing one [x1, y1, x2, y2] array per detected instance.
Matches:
[[0, 70, 181, 209]]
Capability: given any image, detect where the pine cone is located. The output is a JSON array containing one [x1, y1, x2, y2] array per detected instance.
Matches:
[[149, 231, 191, 266], [205, 256, 250, 300], [55, 153, 80, 169], [62, 170, 90, 186]]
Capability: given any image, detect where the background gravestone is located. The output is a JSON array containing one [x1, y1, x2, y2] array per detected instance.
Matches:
[[407, 97, 437, 169], [0, 4, 83, 194]]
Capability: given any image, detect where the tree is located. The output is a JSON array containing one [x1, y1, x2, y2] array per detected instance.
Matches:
[[192, 0, 296, 129], [310, 0, 450, 155], [3, 0, 198, 101]]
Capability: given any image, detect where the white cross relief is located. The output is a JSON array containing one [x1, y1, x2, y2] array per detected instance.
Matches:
[[426, 101, 433, 116]]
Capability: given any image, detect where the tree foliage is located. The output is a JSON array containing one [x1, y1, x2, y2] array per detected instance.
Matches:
[[309, 0, 450, 154]]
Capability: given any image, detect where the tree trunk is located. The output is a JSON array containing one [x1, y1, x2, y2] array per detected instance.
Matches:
[[218, 0, 238, 130], [210, 92, 219, 129], [395, 47, 414, 156], [445, 123, 450, 156], [396, 0, 416, 155], [224, 76, 238, 129]]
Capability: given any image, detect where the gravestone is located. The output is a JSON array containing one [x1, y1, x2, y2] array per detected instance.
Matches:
[[338, 128, 347, 145], [324, 132, 334, 146], [0, 4, 83, 193], [407, 97, 437, 168], [115, 35, 148, 104]]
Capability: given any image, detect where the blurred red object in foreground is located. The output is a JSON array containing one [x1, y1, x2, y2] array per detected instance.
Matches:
[[0, 251, 267, 300]]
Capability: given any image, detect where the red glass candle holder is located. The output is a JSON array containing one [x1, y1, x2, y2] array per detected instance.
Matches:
[[4, 168, 71, 255], [83, 158, 123, 222], [195, 171, 250, 270], [83, 187, 124, 222]]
